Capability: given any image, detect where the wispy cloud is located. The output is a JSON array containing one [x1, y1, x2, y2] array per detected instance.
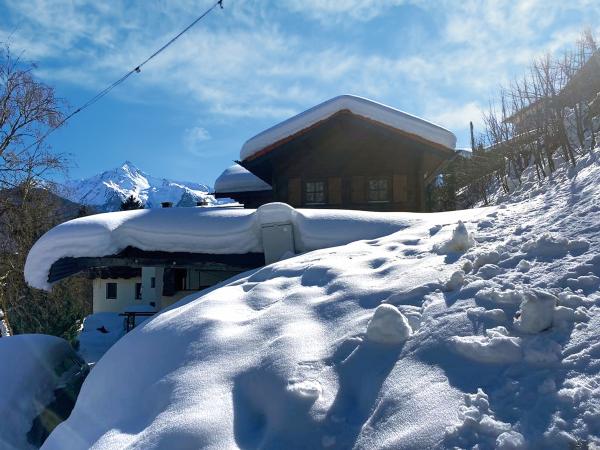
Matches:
[[1, 0, 599, 149]]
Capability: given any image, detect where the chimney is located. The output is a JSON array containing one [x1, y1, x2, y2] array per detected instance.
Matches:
[[161, 202, 173, 208]]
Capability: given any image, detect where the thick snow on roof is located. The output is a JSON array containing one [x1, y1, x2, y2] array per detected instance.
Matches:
[[214, 164, 272, 193], [240, 94, 457, 160], [44, 145, 600, 449], [25, 204, 430, 291]]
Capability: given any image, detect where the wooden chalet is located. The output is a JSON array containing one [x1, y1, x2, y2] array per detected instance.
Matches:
[[233, 95, 457, 212]]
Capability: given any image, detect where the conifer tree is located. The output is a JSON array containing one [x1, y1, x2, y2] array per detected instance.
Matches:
[[120, 194, 144, 211]]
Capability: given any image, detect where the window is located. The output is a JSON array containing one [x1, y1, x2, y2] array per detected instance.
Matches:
[[150, 277, 156, 288], [135, 283, 142, 300], [304, 180, 326, 205], [106, 282, 117, 300], [368, 178, 390, 203]]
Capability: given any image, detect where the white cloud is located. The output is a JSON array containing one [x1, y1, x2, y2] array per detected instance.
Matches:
[[427, 101, 484, 132], [1, 0, 599, 139], [282, 0, 423, 23], [183, 126, 211, 152]]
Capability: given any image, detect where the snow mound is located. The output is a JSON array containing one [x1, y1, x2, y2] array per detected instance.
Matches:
[[514, 290, 557, 334], [435, 220, 475, 253], [240, 94, 456, 160], [365, 304, 412, 344], [40, 145, 600, 448]]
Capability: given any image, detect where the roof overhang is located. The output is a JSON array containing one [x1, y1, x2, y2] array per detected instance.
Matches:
[[48, 246, 265, 284]]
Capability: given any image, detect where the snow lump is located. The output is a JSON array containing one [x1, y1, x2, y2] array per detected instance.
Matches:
[[514, 290, 557, 334], [365, 304, 412, 344]]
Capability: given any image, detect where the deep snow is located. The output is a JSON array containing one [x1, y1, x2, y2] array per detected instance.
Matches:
[[40, 147, 600, 448]]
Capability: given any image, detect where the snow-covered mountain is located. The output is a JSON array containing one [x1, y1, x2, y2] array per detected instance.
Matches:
[[62, 161, 216, 211]]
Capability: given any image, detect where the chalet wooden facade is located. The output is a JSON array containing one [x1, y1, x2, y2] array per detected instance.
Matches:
[[231, 95, 457, 212]]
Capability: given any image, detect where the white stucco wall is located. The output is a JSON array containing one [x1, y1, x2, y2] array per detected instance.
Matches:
[[92, 277, 142, 313]]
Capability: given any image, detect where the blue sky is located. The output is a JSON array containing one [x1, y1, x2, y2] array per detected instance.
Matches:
[[1, 0, 599, 186]]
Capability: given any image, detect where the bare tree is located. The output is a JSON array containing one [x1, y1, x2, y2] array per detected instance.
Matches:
[[0, 45, 91, 338]]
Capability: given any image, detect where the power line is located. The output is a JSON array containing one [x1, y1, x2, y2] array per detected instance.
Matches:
[[26, 0, 224, 152]]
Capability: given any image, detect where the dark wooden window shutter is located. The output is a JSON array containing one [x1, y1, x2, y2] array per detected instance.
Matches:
[[351, 176, 365, 204], [288, 178, 301, 206], [393, 174, 408, 203], [328, 177, 342, 205]]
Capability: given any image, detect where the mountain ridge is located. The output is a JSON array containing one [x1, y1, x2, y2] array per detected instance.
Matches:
[[61, 161, 216, 211]]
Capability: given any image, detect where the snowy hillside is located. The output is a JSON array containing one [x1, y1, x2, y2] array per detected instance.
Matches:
[[43, 146, 600, 449], [62, 161, 216, 211]]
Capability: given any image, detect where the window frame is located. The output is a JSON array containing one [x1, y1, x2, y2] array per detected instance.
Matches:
[[303, 179, 327, 205], [367, 177, 391, 203], [135, 282, 142, 300], [106, 282, 118, 300]]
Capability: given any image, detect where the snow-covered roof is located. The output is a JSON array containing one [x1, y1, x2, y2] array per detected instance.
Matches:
[[25, 203, 440, 291], [214, 164, 272, 193], [240, 94, 457, 160]]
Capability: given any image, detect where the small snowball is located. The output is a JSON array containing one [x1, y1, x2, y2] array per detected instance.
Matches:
[[566, 275, 600, 291], [366, 304, 412, 344], [446, 270, 465, 291], [496, 431, 526, 450], [553, 306, 576, 327], [476, 289, 521, 305], [467, 308, 507, 323], [473, 251, 501, 270], [462, 260, 474, 273], [435, 221, 475, 254], [516, 260, 531, 272], [514, 290, 556, 334], [478, 264, 503, 279], [557, 292, 585, 308]]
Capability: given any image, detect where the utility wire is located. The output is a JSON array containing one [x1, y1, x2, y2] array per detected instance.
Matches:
[[25, 0, 224, 152]]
